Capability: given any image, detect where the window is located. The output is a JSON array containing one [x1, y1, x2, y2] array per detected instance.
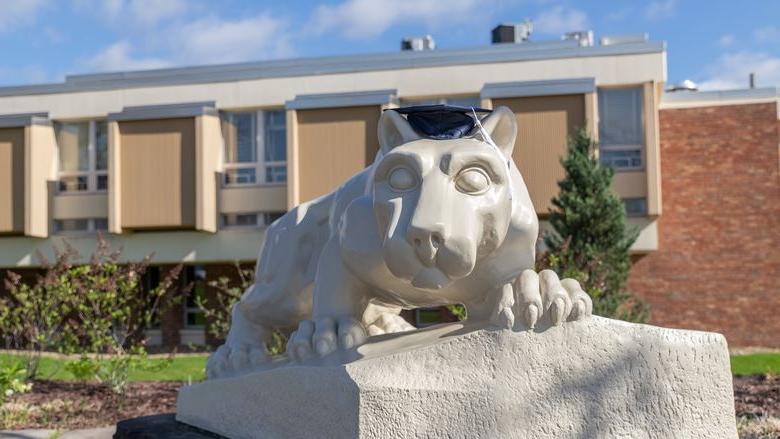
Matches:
[[55, 120, 108, 193], [53, 217, 108, 234], [222, 211, 285, 229], [598, 87, 644, 170], [401, 96, 481, 108], [221, 110, 287, 186], [623, 198, 647, 217], [184, 266, 207, 328]]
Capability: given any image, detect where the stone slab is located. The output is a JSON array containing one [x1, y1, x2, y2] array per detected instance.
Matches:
[[177, 317, 738, 438]]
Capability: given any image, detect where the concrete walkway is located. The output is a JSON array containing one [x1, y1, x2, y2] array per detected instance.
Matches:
[[0, 426, 114, 439]]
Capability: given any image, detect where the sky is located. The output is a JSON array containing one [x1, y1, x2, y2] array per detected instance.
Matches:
[[0, 0, 778, 91]]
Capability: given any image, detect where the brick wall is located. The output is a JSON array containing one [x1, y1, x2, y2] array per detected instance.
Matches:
[[629, 102, 780, 347]]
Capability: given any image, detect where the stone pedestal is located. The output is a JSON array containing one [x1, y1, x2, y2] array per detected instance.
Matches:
[[177, 317, 737, 438]]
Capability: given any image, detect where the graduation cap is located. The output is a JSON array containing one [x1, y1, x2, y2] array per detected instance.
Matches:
[[389, 104, 492, 140]]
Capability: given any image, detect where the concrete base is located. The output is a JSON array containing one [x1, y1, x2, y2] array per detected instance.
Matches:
[[177, 317, 737, 438]]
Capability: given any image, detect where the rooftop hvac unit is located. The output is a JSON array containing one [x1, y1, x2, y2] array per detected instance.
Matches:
[[562, 30, 594, 47], [666, 80, 698, 92], [491, 20, 532, 44], [401, 35, 436, 51], [600, 33, 649, 46]]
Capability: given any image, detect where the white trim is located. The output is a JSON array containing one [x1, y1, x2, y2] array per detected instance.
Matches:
[[660, 87, 778, 110]]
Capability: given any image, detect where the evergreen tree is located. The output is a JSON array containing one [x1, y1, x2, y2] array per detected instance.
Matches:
[[542, 130, 649, 322]]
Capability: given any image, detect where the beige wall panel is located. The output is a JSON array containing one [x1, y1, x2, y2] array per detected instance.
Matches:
[[494, 95, 585, 214], [612, 171, 648, 199], [0, 128, 25, 233], [25, 123, 57, 237], [220, 185, 288, 214], [643, 82, 662, 216], [119, 118, 196, 229], [296, 106, 380, 203], [52, 193, 108, 219], [195, 114, 221, 232]]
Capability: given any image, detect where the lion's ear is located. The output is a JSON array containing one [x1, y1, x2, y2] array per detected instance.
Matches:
[[475, 106, 517, 158], [378, 110, 420, 154]]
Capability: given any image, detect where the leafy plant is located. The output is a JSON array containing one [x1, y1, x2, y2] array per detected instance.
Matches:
[[63, 356, 99, 382], [195, 262, 287, 355], [0, 243, 81, 379], [0, 361, 32, 405], [541, 130, 649, 322], [1, 235, 182, 394]]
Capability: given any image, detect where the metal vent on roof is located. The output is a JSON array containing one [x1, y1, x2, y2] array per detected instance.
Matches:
[[401, 35, 436, 51], [562, 31, 594, 47], [600, 33, 649, 46], [666, 80, 698, 92], [491, 20, 532, 44]]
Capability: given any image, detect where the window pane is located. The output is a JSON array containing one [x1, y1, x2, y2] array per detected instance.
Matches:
[[223, 213, 259, 227], [95, 121, 108, 170], [263, 110, 286, 163], [58, 175, 88, 192], [623, 198, 647, 217], [265, 165, 286, 183], [224, 168, 256, 185], [93, 218, 108, 230], [97, 174, 108, 191], [599, 149, 642, 169], [223, 112, 256, 163], [54, 219, 89, 232], [262, 212, 285, 225], [56, 122, 89, 172], [598, 88, 643, 148]]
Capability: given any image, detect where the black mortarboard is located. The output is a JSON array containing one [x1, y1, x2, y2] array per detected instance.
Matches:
[[389, 105, 492, 140]]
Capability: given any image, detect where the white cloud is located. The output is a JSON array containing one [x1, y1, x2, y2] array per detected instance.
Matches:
[[753, 26, 780, 43], [697, 51, 780, 90], [0, 0, 49, 32], [84, 41, 171, 72], [644, 0, 676, 20], [309, 0, 482, 39], [533, 6, 589, 35], [167, 14, 293, 65], [717, 34, 735, 48]]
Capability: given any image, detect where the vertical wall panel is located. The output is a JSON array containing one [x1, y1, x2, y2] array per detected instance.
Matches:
[[493, 95, 585, 214], [296, 106, 380, 203], [119, 118, 196, 229], [0, 128, 25, 233]]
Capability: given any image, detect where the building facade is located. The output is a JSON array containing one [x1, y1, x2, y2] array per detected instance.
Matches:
[[0, 32, 777, 348]]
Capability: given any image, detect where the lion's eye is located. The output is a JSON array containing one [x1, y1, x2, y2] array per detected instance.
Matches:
[[455, 167, 490, 195], [388, 166, 417, 192]]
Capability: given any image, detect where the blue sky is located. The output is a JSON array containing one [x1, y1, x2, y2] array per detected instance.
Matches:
[[0, 0, 778, 90]]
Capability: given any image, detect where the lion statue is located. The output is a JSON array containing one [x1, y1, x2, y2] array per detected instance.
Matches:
[[207, 106, 592, 378]]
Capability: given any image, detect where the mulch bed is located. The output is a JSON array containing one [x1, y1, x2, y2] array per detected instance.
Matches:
[[734, 375, 780, 418], [2, 375, 778, 430], [1, 380, 180, 430]]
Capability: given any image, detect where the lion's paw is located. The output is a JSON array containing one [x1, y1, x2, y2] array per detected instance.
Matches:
[[365, 313, 416, 336], [286, 317, 367, 361], [206, 343, 270, 379], [514, 269, 592, 329]]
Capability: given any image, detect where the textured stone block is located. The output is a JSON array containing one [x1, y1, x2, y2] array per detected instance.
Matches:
[[177, 317, 737, 438]]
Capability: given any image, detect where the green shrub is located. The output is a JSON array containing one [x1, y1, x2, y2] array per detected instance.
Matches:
[[0, 361, 32, 405]]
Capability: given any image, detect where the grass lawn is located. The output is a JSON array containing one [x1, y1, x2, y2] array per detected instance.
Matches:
[[2, 352, 779, 381], [730, 353, 780, 376], [0, 353, 208, 382]]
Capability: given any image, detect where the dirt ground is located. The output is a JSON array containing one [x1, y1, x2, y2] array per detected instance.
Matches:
[[1, 375, 779, 432]]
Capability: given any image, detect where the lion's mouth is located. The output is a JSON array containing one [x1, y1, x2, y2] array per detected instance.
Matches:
[[410, 267, 453, 290]]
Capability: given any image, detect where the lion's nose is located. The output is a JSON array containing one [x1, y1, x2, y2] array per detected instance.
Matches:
[[408, 226, 444, 266]]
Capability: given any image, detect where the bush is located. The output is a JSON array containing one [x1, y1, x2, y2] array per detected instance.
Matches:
[[0, 361, 32, 405], [0, 235, 182, 394], [541, 130, 649, 322], [195, 262, 287, 355]]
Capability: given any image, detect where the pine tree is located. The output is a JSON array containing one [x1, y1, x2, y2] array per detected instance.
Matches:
[[542, 130, 649, 322]]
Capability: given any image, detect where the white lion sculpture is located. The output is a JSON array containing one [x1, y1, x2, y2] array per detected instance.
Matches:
[[207, 106, 592, 378]]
